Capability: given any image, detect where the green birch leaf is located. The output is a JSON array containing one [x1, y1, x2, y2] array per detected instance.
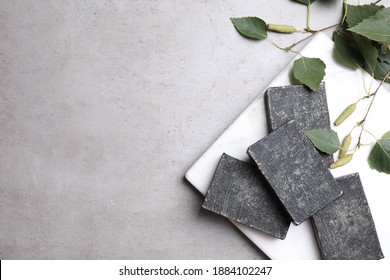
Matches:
[[231, 17, 267, 40], [305, 129, 340, 155], [377, 6, 390, 17], [353, 34, 378, 75], [346, 4, 383, 28], [349, 7, 390, 42], [373, 59, 390, 82], [333, 31, 363, 69], [381, 43, 389, 54], [378, 51, 390, 63], [294, 0, 316, 5], [374, 51, 390, 82], [368, 131, 390, 174], [293, 57, 326, 91]]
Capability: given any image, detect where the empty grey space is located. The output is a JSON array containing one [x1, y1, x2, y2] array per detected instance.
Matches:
[[0, 0, 381, 259]]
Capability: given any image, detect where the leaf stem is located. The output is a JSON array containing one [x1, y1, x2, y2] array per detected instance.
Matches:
[[360, 68, 369, 95], [289, 48, 302, 56], [267, 38, 303, 58], [358, 142, 376, 147], [348, 123, 359, 135], [267, 38, 290, 51], [368, 76, 374, 95], [357, 69, 390, 146], [306, 3, 311, 31], [363, 127, 378, 141], [340, 0, 348, 27]]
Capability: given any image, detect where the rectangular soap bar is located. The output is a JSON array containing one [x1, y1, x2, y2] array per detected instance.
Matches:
[[202, 153, 291, 240], [265, 83, 330, 132], [247, 120, 342, 225], [265, 83, 332, 164], [312, 173, 384, 260]]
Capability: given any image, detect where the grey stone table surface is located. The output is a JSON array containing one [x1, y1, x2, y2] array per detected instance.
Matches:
[[0, 0, 382, 259]]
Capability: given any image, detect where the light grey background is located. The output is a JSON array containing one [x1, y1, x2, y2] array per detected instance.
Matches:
[[0, 0, 378, 259]]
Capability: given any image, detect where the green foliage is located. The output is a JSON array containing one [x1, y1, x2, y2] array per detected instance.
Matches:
[[353, 34, 378, 75], [336, 4, 389, 82], [345, 4, 383, 28], [333, 31, 363, 69], [374, 51, 390, 81], [368, 132, 390, 174], [293, 57, 326, 91], [231, 17, 267, 40], [305, 129, 340, 155], [229, 1, 390, 173], [349, 7, 390, 42]]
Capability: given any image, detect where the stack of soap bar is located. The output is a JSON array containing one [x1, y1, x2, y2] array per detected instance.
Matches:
[[202, 153, 291, 239], [265, 83, 332, 164], [312, 173, 384, 260], [247, 120, 343, 225]]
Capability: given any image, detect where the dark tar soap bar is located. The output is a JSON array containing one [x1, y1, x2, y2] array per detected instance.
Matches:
[[312, 173, 384, 260], [202, 153, 291, 239], [247, 120, 342, 225], [265, 83, 332, 164], [265, 83, 330, 132]]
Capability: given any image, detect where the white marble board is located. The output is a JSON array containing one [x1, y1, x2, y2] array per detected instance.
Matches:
[[185, 33, 390, 260]]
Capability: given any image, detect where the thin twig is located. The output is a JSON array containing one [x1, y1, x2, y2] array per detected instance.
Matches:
[[373, 0, 382, 4], [357, 69, 390, 146], [286, 23, 339, 50]]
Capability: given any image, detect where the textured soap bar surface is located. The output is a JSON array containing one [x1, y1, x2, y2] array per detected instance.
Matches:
[[247, 120, 342, 225], [265, 83, 332, 164], [312, 173, 384, 260], [202, 153, 291, 240], [265, 83, 330, 132]]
